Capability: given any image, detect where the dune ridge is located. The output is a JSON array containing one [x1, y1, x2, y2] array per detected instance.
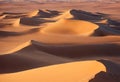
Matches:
[[40, 19, 99, 36], [26, 10, 39, 17], [0, 18, 21, 27], [0, 60, 106, 82], [53, 10, 74, 20], [12, 18, 20, 27], [54, 9, 103, 20], [0, 40, 72, 73], [3, 40, 31, 54], [0, 15, 6, 20]]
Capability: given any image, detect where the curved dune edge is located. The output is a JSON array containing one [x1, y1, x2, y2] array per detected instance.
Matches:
[[0, 15, 6, 20], [95, 19, 108, 24], [53, 10, 73, 20], [53, 9, 102, 20], [12, 18, 20, 27], [40, 19, 99, 36], [0, 18, 21, 27], [0, 60, 106, 82], [1, 40, 31, 55], [26, 10, 39, 17]]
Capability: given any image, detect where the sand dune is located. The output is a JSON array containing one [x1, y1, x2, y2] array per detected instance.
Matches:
[[95, 19, 108, 24], [36, 10, 59, 18], [30, 40, 120, 58], [0, 18, 20, 27], [0, 40, 72, 73], [0, 28, 40, 37], [0, 60, 106, 82], [89, 60, 120, 82], [26, 10, 39, 17], [26, 9, 59, 18], [54, 9, 103, 20], [54, 10, 74, 20], [40, 19, 99, 36], [12, 18, 20, 27], [20, 17, 51, 26], [99, 24, 120, 35], [0, 2, 120, 82], [0, 14, 6, 20], [89, 71, 120, 82]]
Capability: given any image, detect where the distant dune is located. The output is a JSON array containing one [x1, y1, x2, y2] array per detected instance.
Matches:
[[0, 15, 6, 20], [54, 9, 102, 20], [26, 10, 39, 17], [40, 19, 99, 36], [0, 18, 20, 27]]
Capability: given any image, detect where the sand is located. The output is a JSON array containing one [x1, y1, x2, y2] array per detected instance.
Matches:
[[40, 19, 99, 36], [0, 60, 106, 82], [0, 1, 120, 82]]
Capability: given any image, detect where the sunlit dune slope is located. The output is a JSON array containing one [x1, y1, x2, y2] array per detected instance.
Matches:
[[95, 19, 108, 24], [0, 15, 6, 20], [54, 10, 73, 20], [40, 19, 99, 36], [0, 18, 20, 27], [0, 60, 106, 82], [26, 10, 39, 17], [54, 9, 102, 20], [12, 18, 20, 27]]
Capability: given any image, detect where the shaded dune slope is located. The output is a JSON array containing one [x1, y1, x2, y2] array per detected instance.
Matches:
[[1, 40, 120, 74], [89, 71, 120, 82], [20, 9, 60, 26], [0, 40, 72, 74], [98, 24, 120, 35], [0, 28, 40, 37], [0, 10, 58, 26], [20, 17, 53, 26], [35, 10, 60, 18], [54, 9, 103, 20], [26, 9, 60, 18], [31, 40, 120, 58], [89, 60, 120, 82]]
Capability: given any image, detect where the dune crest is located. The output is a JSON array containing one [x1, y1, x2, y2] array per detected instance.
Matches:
[[0, 18, 20, 27], [0, 15, 6, 20], [54, 9, 103, 21], [54, 10, 74, 20], [26, 10, 39, 17], [12, 18, 20, 27], [96, 19, 108, 24], [40, 19, 99, 36], [0, 60, 106, 82], [2, 40, 31, 54]]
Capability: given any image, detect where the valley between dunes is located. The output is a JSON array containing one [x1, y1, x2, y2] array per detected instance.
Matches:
[[0, 1, 120, 82]]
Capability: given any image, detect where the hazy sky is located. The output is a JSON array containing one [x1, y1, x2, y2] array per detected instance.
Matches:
[[0, 0, 120, 2]]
